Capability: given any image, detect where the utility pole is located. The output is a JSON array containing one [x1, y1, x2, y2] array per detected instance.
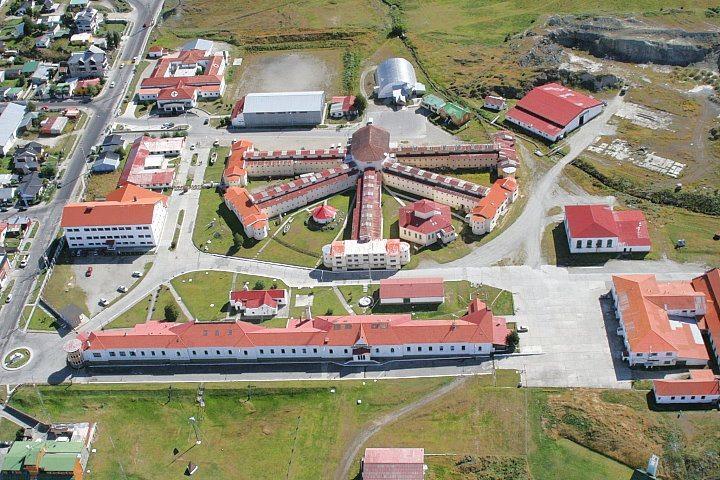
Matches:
[[188, 416, 201, 445]]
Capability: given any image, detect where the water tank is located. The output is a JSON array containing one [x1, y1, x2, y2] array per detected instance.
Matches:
[[501, 166, 517, 178], [63, 339, 84, 369]]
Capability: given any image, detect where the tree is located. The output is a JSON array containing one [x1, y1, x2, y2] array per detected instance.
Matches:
[[253, 280, 265, 290], [164, 304, 180, 322], [232, 232, 243, 250], [353, 95, 367, 116], [506, 330, 519, 350], [41, 162, 57, 178]]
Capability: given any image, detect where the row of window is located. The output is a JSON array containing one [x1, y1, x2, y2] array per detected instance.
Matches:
[[635, 352, 673, 357], [668, 395, 709, 401], [67, 235, 149, 240], [95, 344, 474, 358], [576, 239, 613, 249], [66, 226, 150, 232]]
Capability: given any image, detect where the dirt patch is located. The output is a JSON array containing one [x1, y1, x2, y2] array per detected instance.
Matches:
[[236, 50, 341, 95]]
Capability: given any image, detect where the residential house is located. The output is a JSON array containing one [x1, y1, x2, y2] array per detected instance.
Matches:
[[74, 7, 100, 34], [67, 46, 107, 78], [483, 95, 506, 111], [147, 46, 168, 58], [40, 115, 68, 135], [564, 204, 651, 254], [398, 199, 456, 247], [0, 187, 17, 206], [229, 289, 288, 318], [0, 440, 89, 479], [329, 95, 356, 119], [35, 34, 53, 48], [61, 184, 169, 250], [100, 134, 124, 153], [68, 0, 88, 9], [379, 278, 445, 305], [91, 151, 120, 172], [421, 94, 446, 114], [30, 63, 54, 85], [21, 60, 39, 77], [18, 172, 44, 205], [0, 102, 26, 155]]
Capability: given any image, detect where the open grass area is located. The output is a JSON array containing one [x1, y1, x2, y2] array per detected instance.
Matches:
[[26, 305, 61, 332], [203, 146, 229, 183], [107, 293, 152, 328], [338, 280, 514, 317], [170, 271, 288, 321], [564, 164, 720, 267], [42, 263, 90, 317], [84, 148, 129, 200], [0, 419, 21, 441], [7, 378, 449, 480], [289, 287, 347, 318]]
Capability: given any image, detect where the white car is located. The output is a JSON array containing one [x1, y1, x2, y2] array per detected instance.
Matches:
[[117, 285, 128, 293], [131, 271, 143, 278], [99, 298, 109, 307], [19, 258, 27, 268], [5, 293, 12, 303], [109, 81, 116, 88], [517, 325, 529, 333]]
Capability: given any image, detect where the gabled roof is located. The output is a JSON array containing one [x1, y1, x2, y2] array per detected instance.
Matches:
[[564, 204, 619, 238], [62, 184, 167, 227], [653, 370, 720, 397], [311, 204, 337, 221], [510, 83, 602, 127], [399, 199, 453, 235], [363, 448, 424, 480], [230, 289, 286, 309], [693, 269, 720, 346], [380, 277, 444, 300]]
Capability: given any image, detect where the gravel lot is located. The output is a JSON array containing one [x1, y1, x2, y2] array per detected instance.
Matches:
[[237, 51, 336, 94]]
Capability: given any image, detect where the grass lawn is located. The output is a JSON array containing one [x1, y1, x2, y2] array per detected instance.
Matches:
[[289, 287, 347, 318], [107, 294, 152, 328], [42, 263, 90, 317], [26, 305, 61, 332], [7, 378, 450, 480], [170, 271, 288, 321], [338, 280, 514, 317], [84, 149, 130, 200], [150, 285, 190, 322], [0, 419, 21, 441], [203, 146, 229, 183], [447, 169, 495, 187]]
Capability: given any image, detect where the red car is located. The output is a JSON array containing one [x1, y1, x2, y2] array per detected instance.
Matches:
[[85, 267, 93, 277]]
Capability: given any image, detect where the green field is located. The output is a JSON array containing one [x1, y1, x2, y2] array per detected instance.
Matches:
[[288, 287, 348, 318], [338, 280, 514, 317], [170, 271, 288, 321], [42, 263, 90, 317], [7, 379, 449, 480]]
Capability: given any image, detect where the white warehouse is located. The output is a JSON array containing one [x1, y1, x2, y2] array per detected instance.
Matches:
[[374, 57, 425, 104], [231, 91, 326, 128]]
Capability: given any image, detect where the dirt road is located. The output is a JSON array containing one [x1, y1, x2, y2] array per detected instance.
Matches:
[[334, 375, 469, 480]]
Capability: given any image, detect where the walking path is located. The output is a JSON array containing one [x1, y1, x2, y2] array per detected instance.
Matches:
[[333, 286, 355, 315], [335, 375, 469, 480]]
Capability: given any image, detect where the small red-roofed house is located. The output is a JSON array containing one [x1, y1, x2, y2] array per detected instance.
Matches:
[[147, 46, 168, 59], [564, 204, 651, 254], [505, 83, 603, 141], [483, 94, 506, 111], [379, 277, 444, 305], [399, 199, 456, 246], [653, 370, 720, 405], [156, 84, 198, 113], [229, 289, 288, 318], [362, 448, 425, 480]]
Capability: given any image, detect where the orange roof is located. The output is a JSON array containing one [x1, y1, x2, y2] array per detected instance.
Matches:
[[224, 186, 267, 230], [693, 269, 720, 345], [653, 370, 720, 397], [612, 275, 709, 360], [62, 184, 167, 227], [470, 179, 513, 221]]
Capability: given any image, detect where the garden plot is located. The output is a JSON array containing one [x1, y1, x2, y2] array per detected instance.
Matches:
[[614, 102, 674, 131], [588, 138, 685, 178]]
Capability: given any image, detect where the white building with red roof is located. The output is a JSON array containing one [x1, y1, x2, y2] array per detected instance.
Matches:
[[691, 268, 720, 364], [467, 177, 518, 235], [399, 199, 456, 247], [362, 448, 425, 480], [653, 370, 720, 405], [611, 274, 710, 368], [120, 136, 184, 190], [223, 186, 268, 240], [61, 184, 168, 251], [138, 41, 227, 112], [73, 298, 509, 365], [229, 289, 288, 319], [379, 278, 444, 305], [505, 83, 603, 142], [483, 94, 506, 111], [564, 204, 651, 254]]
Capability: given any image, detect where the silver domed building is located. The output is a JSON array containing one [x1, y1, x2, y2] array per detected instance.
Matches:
[[374, 57, 425, 104]]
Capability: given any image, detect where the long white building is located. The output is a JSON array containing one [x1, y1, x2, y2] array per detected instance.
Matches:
[[231, 91, 326, 128], [61, 184, 168, 251]]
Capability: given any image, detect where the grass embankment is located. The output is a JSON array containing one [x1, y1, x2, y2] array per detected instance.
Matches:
[[7, 378, 450, 480], [338, 280, 514, 317]]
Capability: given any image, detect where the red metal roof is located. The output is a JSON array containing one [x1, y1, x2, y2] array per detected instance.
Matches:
[[653, 370, 720, 397], [693, 269, 720, 348], [512, 83, 602, 127], [363, 448, 424, 480], [61, 185, 167, 227], [380, 277, 444, 300], [398, 200, 453, 235], [565, 205, 650, 247], [311, 204, 337, 221], [230, 289, 286, 309]]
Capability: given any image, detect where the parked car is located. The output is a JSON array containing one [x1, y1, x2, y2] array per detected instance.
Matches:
[[109, 81, 116, 88], [131, 271, 142, 278], [19, 258, 27, 268], [5, 294, 12, 303], [517, 325, 529, 333], [99, 298, 109, 307], [85, 266, 93, 277], [117, 285, 128, 293]]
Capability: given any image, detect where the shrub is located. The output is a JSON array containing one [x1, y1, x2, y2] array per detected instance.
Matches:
[[164, 304, 179, 322]]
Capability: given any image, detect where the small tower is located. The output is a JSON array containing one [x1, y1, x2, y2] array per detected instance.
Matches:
[[63, 339, 84, 369]]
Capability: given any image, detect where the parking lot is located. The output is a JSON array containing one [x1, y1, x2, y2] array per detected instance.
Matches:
[[69, 252, 153, 316]]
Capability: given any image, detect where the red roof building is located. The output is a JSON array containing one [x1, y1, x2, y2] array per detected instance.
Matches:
[[653, 369, 720, 405], [311, 204, 337, 224], [506, 83, 603, 141], [229, 289, 288, 318], [379, 277, 444, 305], [61, 184, 168, 250], [692, 269, 720, 364], [564, 204, 651, 254], [362, 448, 425, 480], [468, 177, 518, 235], [483, 94, 506, 111], [75, 299, 510, 364], [399, 199, 456, 247], [119, 136, 183, 190]]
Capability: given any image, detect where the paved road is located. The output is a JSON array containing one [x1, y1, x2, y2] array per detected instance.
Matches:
[[0, 0, 165, 360]]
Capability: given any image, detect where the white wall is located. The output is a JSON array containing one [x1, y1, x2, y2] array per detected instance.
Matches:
[[654, 391, 720, 405], [64, 203, 166, 249]]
